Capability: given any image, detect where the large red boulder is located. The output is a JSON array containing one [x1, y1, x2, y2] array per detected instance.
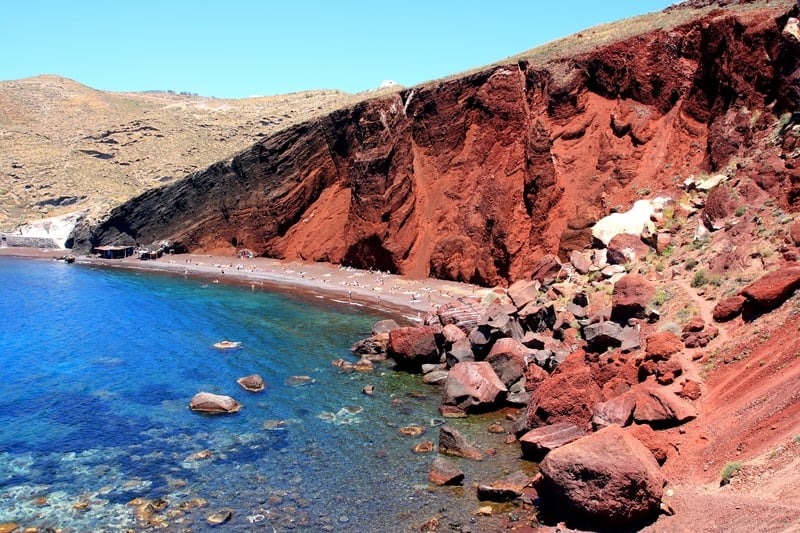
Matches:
[[713, 295, 747, 322], [592, 391, 637, 430], [441, 361, 507, 413], [702, 185, 737, 230], [644, 331, 683, 361], [538, 425, 664, 528], [739, 267, 800, 312], [507, 279, 542, 310], [387, 326, 441, 371], [632, 387, 698, 427], [514, 350, 601, 433], [606, 233, 651, 265], [611, 274, 655, 323], [626, 423, 669, 464]]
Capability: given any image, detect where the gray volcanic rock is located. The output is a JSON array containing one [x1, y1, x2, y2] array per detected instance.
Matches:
[[485, 337, 530, 388]]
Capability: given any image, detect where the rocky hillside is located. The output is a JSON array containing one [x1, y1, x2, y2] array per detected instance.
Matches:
[[73, 1, 800, 287], [0, 75, 369, 230], [10, 1, 800, 531]]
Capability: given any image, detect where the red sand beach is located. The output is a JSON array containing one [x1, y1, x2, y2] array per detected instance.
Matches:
[[0, 247, 491, 320]]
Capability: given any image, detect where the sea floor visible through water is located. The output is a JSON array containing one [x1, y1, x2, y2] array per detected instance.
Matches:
[[0, 256, 527, 532]]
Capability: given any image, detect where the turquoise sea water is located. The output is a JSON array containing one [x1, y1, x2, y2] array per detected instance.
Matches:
[[0, 257, 511, 532]]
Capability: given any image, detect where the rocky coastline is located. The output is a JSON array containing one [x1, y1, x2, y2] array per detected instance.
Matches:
[[5, 176, 800, 531]]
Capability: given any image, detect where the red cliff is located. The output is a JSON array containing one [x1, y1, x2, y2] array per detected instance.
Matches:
[[73, 2, 800, 286]]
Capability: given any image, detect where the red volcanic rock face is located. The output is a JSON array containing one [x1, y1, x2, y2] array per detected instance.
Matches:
[[76, 4, 800, 285]]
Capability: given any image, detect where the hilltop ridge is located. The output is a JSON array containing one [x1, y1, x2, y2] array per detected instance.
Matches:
[[0, 74, 371, 230]]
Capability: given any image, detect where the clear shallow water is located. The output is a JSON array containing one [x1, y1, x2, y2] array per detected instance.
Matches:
[[0, 257, 514, 532]]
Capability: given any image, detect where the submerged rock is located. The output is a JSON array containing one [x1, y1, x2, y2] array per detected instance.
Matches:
[[438, 425, 483, 460], [477, 470, 534, 502], [398, 425, 426, 437], [429, 457, 465, 486], [371, 319, 400, 335], [206, 509, 233, 526], [285, 375, 316, 386]]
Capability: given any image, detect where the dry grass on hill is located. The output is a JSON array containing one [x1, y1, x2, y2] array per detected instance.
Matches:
[[0, 75, 376, 230]]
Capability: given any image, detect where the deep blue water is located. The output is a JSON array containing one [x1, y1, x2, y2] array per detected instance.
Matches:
[[0, 257, 512, 532]]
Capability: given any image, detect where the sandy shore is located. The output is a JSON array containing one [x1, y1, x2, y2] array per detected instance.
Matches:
[[0, 247, 491, 322]]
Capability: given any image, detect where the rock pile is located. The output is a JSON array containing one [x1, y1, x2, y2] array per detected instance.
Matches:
[[346, 187, 800, 528], [350, 246, 699, 528]]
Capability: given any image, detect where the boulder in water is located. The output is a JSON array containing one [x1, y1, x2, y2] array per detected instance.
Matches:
[[236, 374, 265, 392], [189, 392, 242, 414]]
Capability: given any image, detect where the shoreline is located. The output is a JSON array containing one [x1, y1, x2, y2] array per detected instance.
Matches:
[[0, 247, 491, 322]]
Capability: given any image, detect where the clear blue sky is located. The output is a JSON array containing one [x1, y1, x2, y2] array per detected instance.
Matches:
[[1, 1, 676, 98]]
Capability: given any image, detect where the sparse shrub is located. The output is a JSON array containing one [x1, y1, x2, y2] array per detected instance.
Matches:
[[709, 274, 723, 287], [660, 245, 674, 258], [735, 205, 747, 216], [653, 287, 670, 306], [685, 258, 698, 270], [793, 435, 800, 443], [690, 239, 706, 251], [769, 446, 784, 459], [720, 461, 742, 485], [661, 322, 681, 336], [691, 269, 709, 288]]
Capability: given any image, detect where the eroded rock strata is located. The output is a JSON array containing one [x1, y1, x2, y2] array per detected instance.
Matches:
[[73, 3, 800, 286]]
